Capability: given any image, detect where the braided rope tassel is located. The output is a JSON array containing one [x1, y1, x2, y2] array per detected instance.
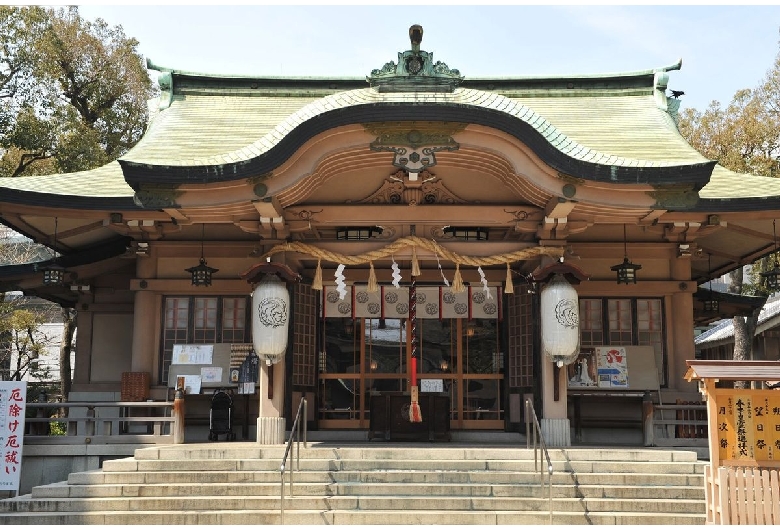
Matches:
[[409, 274, 422, 422]]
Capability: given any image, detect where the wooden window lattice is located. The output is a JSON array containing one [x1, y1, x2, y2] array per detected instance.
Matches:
[[507, 291, 533, 388], [292, 283, 317, 388]]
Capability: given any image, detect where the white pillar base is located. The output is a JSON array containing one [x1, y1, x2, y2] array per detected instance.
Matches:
[[257, 416, 285, 445], [541, 418, 571, 447]]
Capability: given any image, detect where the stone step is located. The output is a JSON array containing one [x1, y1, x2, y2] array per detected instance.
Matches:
[[0, 494, 705, 514], [132, 444, 699, 463], [0, 444, 707, 525], [572, 471, 703, 487], [25, 480, 704, 501], [74, 468, 704, 487], [0, 508, 707, 525], [61, 467, 704, 490], [101, 456, 706, 475]]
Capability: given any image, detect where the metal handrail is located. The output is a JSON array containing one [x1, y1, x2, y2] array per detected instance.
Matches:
[[525, 398, 554, 525], [280, 397, 307, 525]]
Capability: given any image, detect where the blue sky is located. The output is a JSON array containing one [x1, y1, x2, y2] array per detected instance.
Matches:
[[75, 4, 780, 113]]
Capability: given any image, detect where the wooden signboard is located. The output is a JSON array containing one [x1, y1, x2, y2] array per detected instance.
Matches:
[[168, 343, 232, 391], [567, 345, 659, 391], [714, 389, 780, 465]]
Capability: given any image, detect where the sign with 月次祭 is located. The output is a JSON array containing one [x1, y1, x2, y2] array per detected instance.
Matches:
[[715, 389, 780, 464]]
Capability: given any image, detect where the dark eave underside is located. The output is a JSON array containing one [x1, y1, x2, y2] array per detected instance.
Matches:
[[689, 197, 780, 213], [0, 191, 142, 211], [0, 236, 130, 282]]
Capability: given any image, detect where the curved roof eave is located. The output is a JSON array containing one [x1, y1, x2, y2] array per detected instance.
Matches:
[[0, 236, 131, 308], [0, 189, 142, 211], [119, 91, 716, 190], [688, 165, 780, 212], [0, 160, 140, 210]]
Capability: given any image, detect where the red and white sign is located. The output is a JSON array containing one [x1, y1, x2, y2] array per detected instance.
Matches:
[[0, 381, 26, 493]]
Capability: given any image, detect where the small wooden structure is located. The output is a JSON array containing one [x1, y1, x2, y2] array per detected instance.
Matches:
[[684, 360, 780, 525]]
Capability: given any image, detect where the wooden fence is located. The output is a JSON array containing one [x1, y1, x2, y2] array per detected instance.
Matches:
[[705, 465, 780, 524]]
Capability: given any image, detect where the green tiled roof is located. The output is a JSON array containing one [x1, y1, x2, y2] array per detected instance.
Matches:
[[0, 161, 133, 198], [0, 67, 776, 206], [700, 165, 780, 199], [512, 95, 707, 164], [124, 88, 708, 170], [125, 95, 322, 163]]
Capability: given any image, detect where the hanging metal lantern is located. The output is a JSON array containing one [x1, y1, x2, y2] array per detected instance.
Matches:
[[540, 273, 580, 367], [251, 273, 290, 365]]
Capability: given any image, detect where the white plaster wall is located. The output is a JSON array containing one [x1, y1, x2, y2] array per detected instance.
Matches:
[[90, 314, 133, 381]]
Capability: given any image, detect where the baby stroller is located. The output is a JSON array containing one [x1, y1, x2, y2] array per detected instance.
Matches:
[[208, 388, 236, 441]]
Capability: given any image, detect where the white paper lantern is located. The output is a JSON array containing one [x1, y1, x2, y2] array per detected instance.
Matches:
[[540, 273, 580, 367], [251, 274, 290, 365]]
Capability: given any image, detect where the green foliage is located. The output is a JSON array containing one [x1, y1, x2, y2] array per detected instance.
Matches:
[[678, 32, 780, 367], [49, 421, 66, 436], [0, 304, 55, 381], [0, 6, 153, 178], [679, 37, 780, 301], [678, 88, 780, 178]]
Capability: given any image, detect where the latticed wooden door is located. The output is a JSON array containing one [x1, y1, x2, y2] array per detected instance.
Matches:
[[290, 282, 318, 400], [506, 290, 536, 431]]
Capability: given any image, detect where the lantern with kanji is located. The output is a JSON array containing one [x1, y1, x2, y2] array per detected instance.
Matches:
[[242, 262, 301, 365], [534, 262, 588, 367]]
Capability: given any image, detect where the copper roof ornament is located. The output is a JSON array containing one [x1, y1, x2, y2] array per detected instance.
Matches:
[[409, 24, 422, 52], [368, 25, 463, 93]]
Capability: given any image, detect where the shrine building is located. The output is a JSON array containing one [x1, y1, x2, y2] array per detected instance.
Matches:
[[1, 25, 778, 446]]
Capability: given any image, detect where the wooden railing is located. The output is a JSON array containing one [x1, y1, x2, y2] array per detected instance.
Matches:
[[24, 401, 179, 445], [21, 397, 707, 448], [644, 400, 708, 447]]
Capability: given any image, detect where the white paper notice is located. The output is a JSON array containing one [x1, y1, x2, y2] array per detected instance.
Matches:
[[201, 367, 222, 384], [181, 375, 202, 395], [172, 344, 214, 365], [420, 379, 444, 393]]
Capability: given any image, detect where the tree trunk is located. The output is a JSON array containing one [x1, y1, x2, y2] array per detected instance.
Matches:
[[59, 308, 76, 403], [728, 267, 753, 389], [0, 329, 10, 381]]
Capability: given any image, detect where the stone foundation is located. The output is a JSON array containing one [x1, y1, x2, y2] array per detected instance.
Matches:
[[541, 417, 571, 447], [257, 416, 285, 444]]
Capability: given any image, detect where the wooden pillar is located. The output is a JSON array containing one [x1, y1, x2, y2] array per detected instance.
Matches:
[[131, 248, 158, 375], [130, 290, 156, 374], [669, 256, 696, 391]]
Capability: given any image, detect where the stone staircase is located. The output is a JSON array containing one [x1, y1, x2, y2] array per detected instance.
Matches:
[[0, 443, 706, 525]]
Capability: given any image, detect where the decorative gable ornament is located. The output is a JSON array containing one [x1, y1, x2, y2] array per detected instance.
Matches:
[[367, 126, 462, 177], [368, 25, 463, 93]]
